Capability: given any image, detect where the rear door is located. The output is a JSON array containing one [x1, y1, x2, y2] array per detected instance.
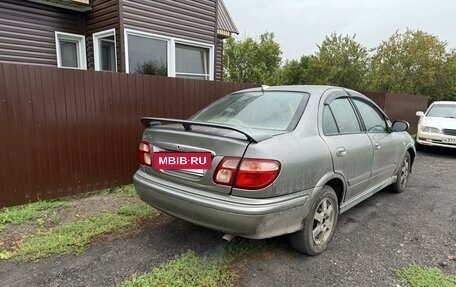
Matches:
[[320, 90, 374, 202]]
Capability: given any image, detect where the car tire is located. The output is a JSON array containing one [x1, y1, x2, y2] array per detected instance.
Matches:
[[390, 151, 411, 193], [289, 185, 339, 256]]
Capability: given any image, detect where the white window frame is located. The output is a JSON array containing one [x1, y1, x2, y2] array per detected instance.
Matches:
[[124, 28, 214, 80], [93, 29, 117, 72], [55, 31, 87, 70], [174, 39, 213, 80], [124, 29, 171, 75]]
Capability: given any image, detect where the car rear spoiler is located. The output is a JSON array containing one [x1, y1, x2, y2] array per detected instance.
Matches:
[[140, 117, 272, 143]]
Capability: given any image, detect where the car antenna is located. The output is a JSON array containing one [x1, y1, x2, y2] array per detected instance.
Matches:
[[261, 85, 270, 93]]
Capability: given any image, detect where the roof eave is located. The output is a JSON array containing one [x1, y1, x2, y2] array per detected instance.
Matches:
[[217, 0, 239, 37], [217, 29, 238, 39], [28, 0, 91, 12]]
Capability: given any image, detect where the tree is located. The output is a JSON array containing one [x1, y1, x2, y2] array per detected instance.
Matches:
[[369, 29, 448, 101], [223, 32, 282, 85], [135, 59, 167, 76], [305, 33, 369, 90], [279, 56, 310, 85], [441, 50, 456, 101]]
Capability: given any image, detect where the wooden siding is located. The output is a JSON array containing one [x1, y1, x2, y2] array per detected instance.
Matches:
[[122, 0, 217, 44], [215, 37, 223, 81], [84, 0, 120, 71], [0, 0, 83, 66], [0, 0, 223, 74], [216, 0, 238, 36], [0, 63, 254, 207]]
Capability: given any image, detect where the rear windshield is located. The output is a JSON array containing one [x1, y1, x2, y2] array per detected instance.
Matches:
[[191, 91, 309, 131], [427, 104, 456, 118]]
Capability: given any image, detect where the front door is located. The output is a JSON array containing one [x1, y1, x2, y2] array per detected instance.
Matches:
[[320, 90, 374, 202], [350, 97, 401, 185]]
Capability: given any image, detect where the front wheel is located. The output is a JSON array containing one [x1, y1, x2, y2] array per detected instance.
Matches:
[[390, 151, 411, 193], [289, 185, 339, 256]]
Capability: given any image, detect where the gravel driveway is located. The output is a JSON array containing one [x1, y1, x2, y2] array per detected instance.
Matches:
[[1, 149, 455, 287], [240, 148, 456, 287]]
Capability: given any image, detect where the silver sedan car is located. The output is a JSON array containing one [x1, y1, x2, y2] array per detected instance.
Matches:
[[134, 85, 415, 255]]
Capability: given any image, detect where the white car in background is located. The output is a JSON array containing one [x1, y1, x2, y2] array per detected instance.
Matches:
[[416, 101, 456, 149]]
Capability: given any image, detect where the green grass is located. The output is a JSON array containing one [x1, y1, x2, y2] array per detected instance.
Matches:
[[13, 203, 157, 261], [0, 200, 66, 232], [68, 184, 137, 199], [0, 251, 13, 260], [119, 238, 260, 287], [395, 264, 456, 287], [121, 251, 229, 287], [96, 184, 137, 197], [0, 185, 137, 233]]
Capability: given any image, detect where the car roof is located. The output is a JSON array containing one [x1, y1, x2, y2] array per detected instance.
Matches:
[[234, 85, 341, 95], [432, 101, 456, 105]]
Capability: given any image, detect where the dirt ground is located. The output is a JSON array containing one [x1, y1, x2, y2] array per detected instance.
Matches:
[[0, 149, 455, 287], [0, 193, 141, 253]]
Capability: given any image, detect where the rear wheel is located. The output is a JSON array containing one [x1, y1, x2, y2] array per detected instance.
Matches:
[[390, 151, 411, 193], [289, 185, 338, 255]]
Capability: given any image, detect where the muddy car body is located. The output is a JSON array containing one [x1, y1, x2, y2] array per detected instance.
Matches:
[[134, 85, 415, 255]]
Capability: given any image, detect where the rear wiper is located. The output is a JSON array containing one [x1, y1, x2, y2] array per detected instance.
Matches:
[[445, 116, 456, 119]]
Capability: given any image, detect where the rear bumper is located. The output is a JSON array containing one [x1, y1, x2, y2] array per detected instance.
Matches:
[[133, 170, 310, 239]]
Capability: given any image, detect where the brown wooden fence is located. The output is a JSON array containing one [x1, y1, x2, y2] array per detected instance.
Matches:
[[363, 91, 428, 134], [0, 63, 253, 207], [0, 63, 428, 207]]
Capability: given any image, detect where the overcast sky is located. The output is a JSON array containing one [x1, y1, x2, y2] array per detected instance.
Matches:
[[223, 0, 456, 61]]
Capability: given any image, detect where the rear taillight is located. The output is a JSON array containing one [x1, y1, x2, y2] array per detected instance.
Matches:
[[213, 157, 240, 186], [213, 157, 280, 190], [235, 159, 281, 189], [138, 141, 152, 166]]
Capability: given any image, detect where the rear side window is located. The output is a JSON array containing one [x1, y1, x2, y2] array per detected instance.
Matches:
[[323, 106, 339, 135], [352, 99, 387, 132], [328, 98, 361, 134], [191, 91, 309, 131]]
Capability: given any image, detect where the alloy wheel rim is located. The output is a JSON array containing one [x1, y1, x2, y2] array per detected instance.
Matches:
[[312, 198, 335, 245], [400, 156, 410, 188]]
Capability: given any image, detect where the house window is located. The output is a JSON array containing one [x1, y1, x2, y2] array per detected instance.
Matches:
[[124, 29, 214, 80], [93, 29, 117, 72], [175, 44, 210, 80], [127, 33, 168, 76], [55, 32, 86, 69]]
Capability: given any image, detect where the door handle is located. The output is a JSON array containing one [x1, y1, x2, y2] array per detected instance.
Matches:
[[336, 147, 346, 157], [374, 142, 382, 150]]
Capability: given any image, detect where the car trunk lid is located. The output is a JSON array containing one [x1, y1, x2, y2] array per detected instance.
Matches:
[[140, 118, 273, 194]]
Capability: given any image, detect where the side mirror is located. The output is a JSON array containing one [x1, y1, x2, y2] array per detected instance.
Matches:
[[416, 111, 424, 117], [392, 120, 409, 132]]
